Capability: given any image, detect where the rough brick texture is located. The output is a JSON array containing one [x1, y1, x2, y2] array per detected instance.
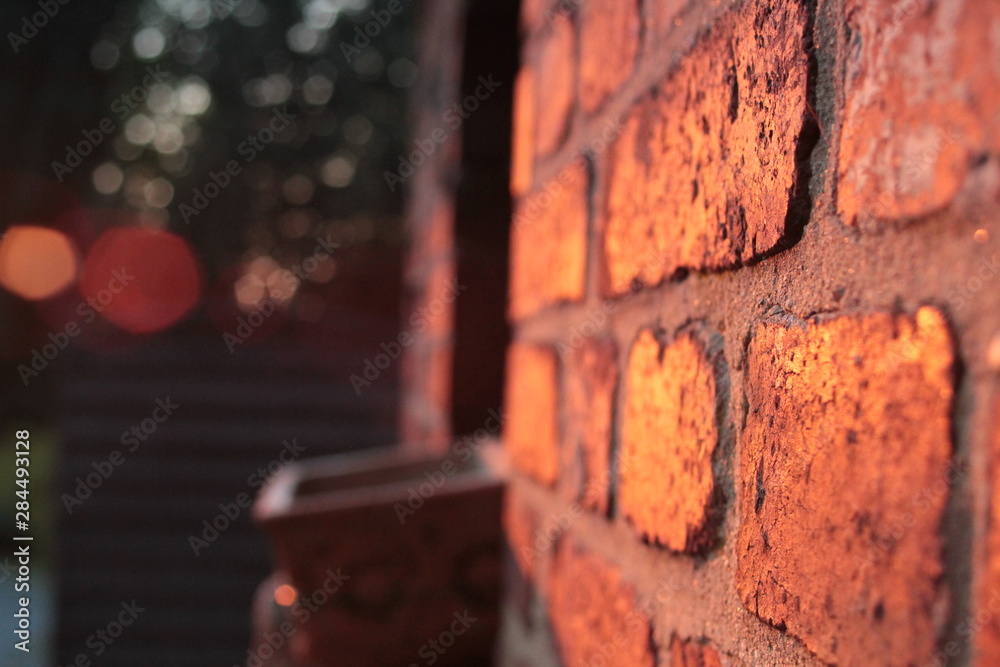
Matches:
[[738, 308, 954, 666], [620, 330, 719, 552], [504, 342, 559, 485], [602, 0, 813, 294], [838, 0, 1000, 229], [563, 338, 618, 513], [499, 0, 996, 664], [550, 539, 655, 667], [509, 163, 588, 320], [578, 0, 641, 114]]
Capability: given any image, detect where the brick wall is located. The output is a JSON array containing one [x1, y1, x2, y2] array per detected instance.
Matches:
[[501, 0, 1000, 665]]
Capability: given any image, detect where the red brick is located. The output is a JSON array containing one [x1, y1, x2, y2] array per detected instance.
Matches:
[[670, 636, 743, 667], [550, 539, 655, 667], [509, 163, 588, 320], [976, 392, 1000, 666], [619, 330, 719, 552], [738, 307, 954, 666], [578, 0, 640, 113], [511, 68, 537, 196], [838, 0, 1000, 229], [534, 14, 576, 155], [602, 0, 813, 294], [504, 342, 559, 485], [563, 338, 618, 513]]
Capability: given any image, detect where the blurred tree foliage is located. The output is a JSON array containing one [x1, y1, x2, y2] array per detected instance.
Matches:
[[0, 0, 415, 279]]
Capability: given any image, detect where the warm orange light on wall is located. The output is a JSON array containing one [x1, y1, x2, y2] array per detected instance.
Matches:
[[0, 225, 79, 300]]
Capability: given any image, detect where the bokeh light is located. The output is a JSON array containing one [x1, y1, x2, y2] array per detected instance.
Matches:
[[274, 584, 297, 607], [80, 226, 202, 333], [0, 225, 79, 300]]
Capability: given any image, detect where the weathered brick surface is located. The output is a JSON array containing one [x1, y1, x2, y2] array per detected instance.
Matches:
[[550, 539, 655, 667], [505, 342, 559, 485], [738, 307, 954, 665], [977, 392, 1000, 666], [563, 338, 618, 513], [602, 0, 813, 294], [838, 0, 1000, 229], [578, 0, 640, 114], [509, 163, 588, 320], [534, 14, 576, 156], [619, 330, 719, 552]]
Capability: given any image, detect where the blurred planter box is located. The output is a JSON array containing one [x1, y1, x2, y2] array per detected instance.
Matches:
[[253, 446, 504, 667]]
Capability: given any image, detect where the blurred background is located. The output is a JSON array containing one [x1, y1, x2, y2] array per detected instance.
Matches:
[[0, 0, 516, 663]]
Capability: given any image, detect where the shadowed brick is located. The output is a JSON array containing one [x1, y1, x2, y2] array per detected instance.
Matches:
[[563, 338, 618, 513], [505, 342, 559, 485], [738, 307, 954, 666], [976, 391, 1000, 666], [838, 0, 1000, 229], [602, 0, 813, 294], [509, 163, 588, 320], [550, 539, 655, 667], [578, 0, 640, 113], [504, 487, 541, 578], [620, 330, 719, 552]]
